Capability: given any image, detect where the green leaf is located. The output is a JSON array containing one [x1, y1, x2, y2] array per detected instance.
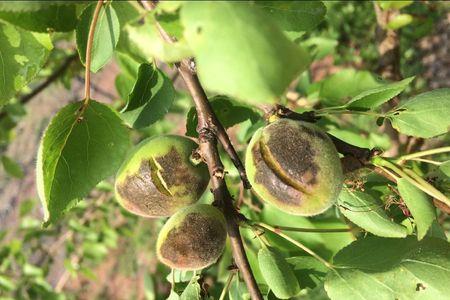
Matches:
[[111, 1, 143, 26], [318, 69, 383, 106], [156, 9, 184, 41], [258, 247, 301, 299], [119, 16, 192, 64], [120, 63, 175, 129], [254, 1, 326, 33], [301, 36, 338, 60], [144, 273, 156, 300], [83, 242, 109, 260], [23, 263, 44, 277], [0, 4, 78, 32], [388, 89, 450, 138], [378, 1, 413, 10], [181, 1, 310, 104], [167, 290, 180, 300], [439, 161, 450, 177], [76, 3, 120, 73], [387, 14, 413, 30], [0, 22, 53, 105], [338, 187, 408, 238], [180, 275, 201, 300], [0, 1, 82, 12], [0, 274, 15, 291], [346, 77, 414, 110], [186, 96, 260, 137], [397, 179, 436, 240], [36, 100, 130, 225], [1, 155, 24, 178], [324, 236, 450, 300]]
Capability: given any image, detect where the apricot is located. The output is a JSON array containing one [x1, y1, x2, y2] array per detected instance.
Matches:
[[156, 204, 227, 270], [115, 135, 209, 217], [245, 119, 343, 216]]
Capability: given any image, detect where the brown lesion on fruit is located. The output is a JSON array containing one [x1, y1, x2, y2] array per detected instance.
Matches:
[[298, 124, 328, 141], [117, 147, 209, 217], [251, 141, 304, 206], [117, 160, 172, 216], [159, 213, 227, 269], [155, 147, 208, 198], [263, 120, 319, 187]]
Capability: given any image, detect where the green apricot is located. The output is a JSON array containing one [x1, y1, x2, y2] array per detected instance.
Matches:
[[156, 204, 227, 270], [114, 135, 209, 218], [246, 118, 343, 216]]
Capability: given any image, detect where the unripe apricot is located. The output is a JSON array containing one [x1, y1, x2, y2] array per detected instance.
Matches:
[[246, 118, 343, 216], [114, 135, 209, 217], [156, 204, 227, 270]]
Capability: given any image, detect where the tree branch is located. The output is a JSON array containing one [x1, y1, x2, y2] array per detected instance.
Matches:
[[153, 20, 250, 189], [143, 3, 261, 299]]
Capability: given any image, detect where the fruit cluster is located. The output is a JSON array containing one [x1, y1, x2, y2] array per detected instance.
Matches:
[[115, 135, 226, 270], [115, 119, 343, 270]]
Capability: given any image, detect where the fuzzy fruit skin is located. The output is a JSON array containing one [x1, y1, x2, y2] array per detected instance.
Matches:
[[246, 118, 343, 216], [115, 135, 209, 218], [156, 204, 227, 270]]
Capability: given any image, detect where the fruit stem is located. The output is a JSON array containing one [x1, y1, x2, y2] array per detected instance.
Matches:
[[372, 156, 450, 206], [254, 223, 335, 270], [316, 109, 385, 118], [83, 0, 104, 108], [253, 223, 353, 233], [219, 272, 236, 300], [397, 146, 450, 162], [408, 158, 443, 166]]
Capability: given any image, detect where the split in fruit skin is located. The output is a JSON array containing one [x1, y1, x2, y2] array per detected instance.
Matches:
[[246, 118, 344, 216], [114, 135, 210, 218]]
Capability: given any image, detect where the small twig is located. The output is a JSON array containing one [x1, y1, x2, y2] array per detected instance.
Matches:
[[254, 223, 334, 270], [265, 104, 319, 123], [219, 271, 236, 300], [253, 222, 352, 233], [147, 6, 250, 188], [83, 0, 104, 105], [408, 158, 442, 166], [398, 146, 450, 162]]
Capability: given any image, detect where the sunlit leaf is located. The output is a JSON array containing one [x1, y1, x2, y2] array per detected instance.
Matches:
[[325, 236, 450, 300], [76, 3, 120, 73], [36, 100, 130, 225], [181, 1, 310, 104], [388, 89, 450, 138], [338, 187, 408, 238], [0, 22, 53, 105], [397, 178, 436, 240]]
